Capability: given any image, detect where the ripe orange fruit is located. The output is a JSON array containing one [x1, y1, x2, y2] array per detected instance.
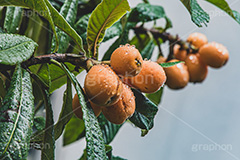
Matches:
[[102, 84, 135, 124], [185, 54, 208, 83], [164, 59, 189, 89], [173, 44, 187, 61], [84, 64, 123, 106], [72, 93, 102, 119], [157, 56, 167, 64], [126, 60, 166, 93], [199, 42, 229, 68], [187, 32, 208, 48], [110, 44, 143, 77]]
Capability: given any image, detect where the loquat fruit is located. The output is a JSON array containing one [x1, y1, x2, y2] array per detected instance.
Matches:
[[185, 54, 208, 83], [102, 84, 135, 124], [157, 56, 167, 64], [84, 64, 123, 106], [126, 60, 166, 93], [164, 59, 189, 89], [187, 32, 208, 48], [173, 44, 187, 61], [110, 44, 143, 77], [199, 42, 229, 68]]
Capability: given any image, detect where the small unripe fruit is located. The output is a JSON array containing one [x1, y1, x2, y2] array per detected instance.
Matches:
[[185, 54, 208, 83], [173, 44, 187, 61], [164, 59, 189, 89], [72, 93, 102, 119], [187, 32, 208, 48], [102, 84, 135, 124], [110, 44, 143, 77], [199, 42, 229, 68], [126, 60, 166, 93], [84, 64, 123, 106]]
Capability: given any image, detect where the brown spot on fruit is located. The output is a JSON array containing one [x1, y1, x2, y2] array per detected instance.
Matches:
[[110, 44, 143, 77], [199, 42, 229, 68], [84, 64, 123, 106], [126, 60, 166, 93], [102, 84, 135, 124], [164, 59, 189, 89]]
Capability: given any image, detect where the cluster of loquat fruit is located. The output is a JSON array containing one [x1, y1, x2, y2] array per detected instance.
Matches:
[[72, 44, 166, 124], [158, 32, 229, 89]]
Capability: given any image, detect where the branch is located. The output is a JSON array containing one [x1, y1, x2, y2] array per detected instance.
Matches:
[[0, 53, 89, 72], [132, 26, 198, 53]]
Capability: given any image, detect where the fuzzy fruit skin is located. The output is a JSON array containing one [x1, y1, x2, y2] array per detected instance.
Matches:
[[72, 93, 102, 119], [173, 44, 187, 61], [126, 60, 166, 93], [164, 59, 189, 89], [102, 84, 135, 124], [110, 44, 143, 77], [185, 54, 208, 83], [187, 32, 208, 48], [199, 42, 229, 68], [84, 64, 123, 106]]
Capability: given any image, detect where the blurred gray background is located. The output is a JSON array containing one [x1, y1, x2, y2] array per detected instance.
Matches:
[[33, 0, 240, 160]]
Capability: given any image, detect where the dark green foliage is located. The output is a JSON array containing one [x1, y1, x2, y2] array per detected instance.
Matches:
[[0, 34, 38, 65], [146, 87, 164, 106], [3, 7, 23, 33], [180, 0, 210, 27], [129, 89, 158, 131], [98, 113, 123, 144], [0, 65, 34, 159], [51, 0, 79, 53]]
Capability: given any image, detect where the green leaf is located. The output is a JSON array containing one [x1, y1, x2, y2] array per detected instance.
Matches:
[[102, 18, 133, 61], [31, 79, 73, 144], [87, 0, 130, 57], [54, 77, 73, 140], [129, 89, 158, 131], [129, 34, 150, 53], [63, 115, 85, 146], [30, 63, 82, 94], [75, 14, 91, 45], [103, 21, 122, 42], [180, 0, 210, 27], [33, 117, 46, 131], [98, 113, 123, 144], [146, 87, 164, 106], [159, 61, 184, 68], [3, 7, 23, 33], [205, 0, 240, 24], [40, 88, 55, 160], [45, 0, 86, 54], [128, 3, 172, 29], [51, 0, 79, 53], [140, 39, 155, 59], [0, 34, 38, 65], [0, 0, 59, 52], [0, 65, 34, 159], [112, 156, 127, 160], [53, 62, 107, 159], [233, 10, 240, 24]]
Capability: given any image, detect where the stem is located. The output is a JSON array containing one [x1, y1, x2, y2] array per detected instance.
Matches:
[[132, 26, 199, 53]]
